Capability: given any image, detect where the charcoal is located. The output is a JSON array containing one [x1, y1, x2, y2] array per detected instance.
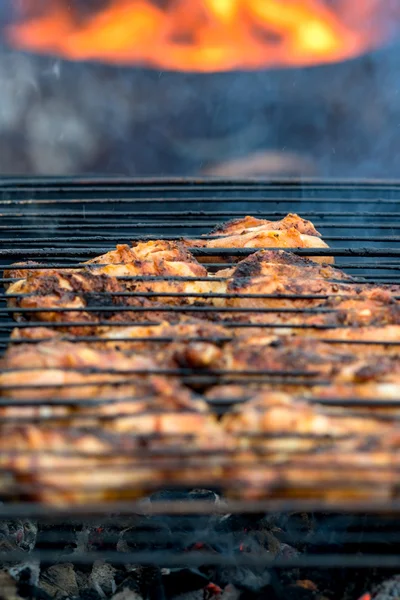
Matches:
[[216, 566, 271, 595], [8, 562, 40, 588], [36, 523, 78, 557], [161, 568, 209, 598], [219, 585, 241, 600], [117, 520, 172, 554], [111, 589, 143, 600], [371, 575, 400, 599], [90, 562, 117, 598], [39, 563, 79, 599], [0, 570, 23, 600], [116, 567, 165, 600], [78, 589, 104, 600], [0, 521, 37, 553], [14, 566, 49, 600], [172, 590, 204, 600]]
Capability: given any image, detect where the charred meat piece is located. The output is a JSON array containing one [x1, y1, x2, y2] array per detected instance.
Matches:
[[213, 250, 398, 309], [5, 269, 206, 333]]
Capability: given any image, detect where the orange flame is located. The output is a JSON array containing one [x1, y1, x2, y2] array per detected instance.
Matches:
[[5, 0, 391, 72]]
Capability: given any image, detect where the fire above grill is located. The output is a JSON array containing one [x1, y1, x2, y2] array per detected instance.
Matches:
[[5, 0, 395, 71], [2, 178, 400, 600]]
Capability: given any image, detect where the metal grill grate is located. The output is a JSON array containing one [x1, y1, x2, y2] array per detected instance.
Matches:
[[1, 178, 400, 519], [3, 179, 400, 579]]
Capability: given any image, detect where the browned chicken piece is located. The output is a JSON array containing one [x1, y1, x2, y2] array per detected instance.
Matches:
[[199, 335, 360, 381], [8, 318, 231, 354], [217, 249, 350, 280], [86, 241, 216, 303], [212, 250, 397, 309], [10, 321, 400, 395], [0, 339, 224, 436], [315, 324, 400, 347], [9, 326, 60, 342], [0, 423, 229, 504], [222, 391, 400, 437], [85, 240, 208, 281], [220, 391, 400, 501], [188, 214, 334, 265], [3, 261, 44, 288], [188, 334, 400, 406], [6, 268, 207, 333], [6, 270, 156, 333], [208, 214, 322, 237], [223, 449, 399, 502], [5, 241, 206, 280], [310, 381, 400, 403], [93, 318, 231, 359], [5, 241, 215, 314]]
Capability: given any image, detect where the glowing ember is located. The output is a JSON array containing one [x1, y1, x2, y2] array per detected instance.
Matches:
[[5, 0, 392, 71]]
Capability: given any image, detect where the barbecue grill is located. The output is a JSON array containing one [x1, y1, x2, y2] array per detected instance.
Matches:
[[2, 178, 400, 600]]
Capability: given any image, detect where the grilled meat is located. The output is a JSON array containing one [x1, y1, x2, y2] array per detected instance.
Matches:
[[5, 241, 214, 318], [189, 214, 333, 265], [4, 215, 400, 504], [5, 241, 207, 281], [222, 391, 399, 437], [5, 268, 211, 333], [0, 425, 228, 504], [213, 250, 397, 308], [0, 339, 222, 435], [209, 214, 321, 237]]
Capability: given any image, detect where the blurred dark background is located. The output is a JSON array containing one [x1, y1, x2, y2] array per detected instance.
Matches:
[[0, 1, 400, 178]]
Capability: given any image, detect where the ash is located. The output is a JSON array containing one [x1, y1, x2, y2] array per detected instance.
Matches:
[[0, 492, 397, 600]]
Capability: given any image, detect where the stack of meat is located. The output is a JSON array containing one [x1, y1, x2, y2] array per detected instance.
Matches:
[[1, 214, 400, 504]]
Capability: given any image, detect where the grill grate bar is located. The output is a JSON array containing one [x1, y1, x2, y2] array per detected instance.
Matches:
[[5, 235, 400, 243], [0, 291, 354, 300], [0, 366, 320, 376], [0, 406, 398, 422], [4, 247, 400, 258], [0, 378, 330, 388], [0, 498, 394, 519], [2, 336, 400, 346], [0, 321, 355, 330], [0, 393, 398, 408], [3, 263, 400, 272], [0, 306, 338, 314], [0, 550, 399, 569], [6, 222, 400, 231]]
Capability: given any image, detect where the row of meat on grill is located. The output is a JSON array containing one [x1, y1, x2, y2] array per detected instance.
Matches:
[[1, 214, 400, 504]]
